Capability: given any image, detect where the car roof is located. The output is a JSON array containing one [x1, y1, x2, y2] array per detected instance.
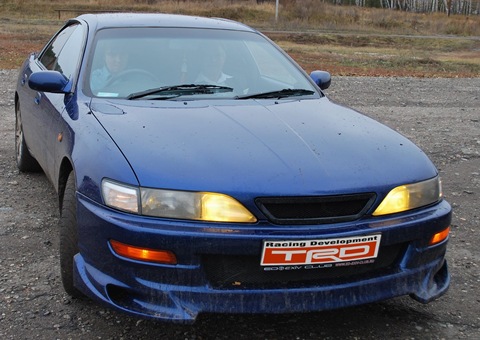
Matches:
[[76, 12, 256, 32]]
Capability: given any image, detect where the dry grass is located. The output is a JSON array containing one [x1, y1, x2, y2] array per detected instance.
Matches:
[[271, 32, 480, 77], [2, 0, 479, 36], [0, 0, 479, 76]]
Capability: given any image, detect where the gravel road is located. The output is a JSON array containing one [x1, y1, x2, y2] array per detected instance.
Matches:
[[1, 69, 479, 339]]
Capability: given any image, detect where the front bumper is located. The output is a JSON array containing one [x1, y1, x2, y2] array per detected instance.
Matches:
[[74, 195, 451, 323]]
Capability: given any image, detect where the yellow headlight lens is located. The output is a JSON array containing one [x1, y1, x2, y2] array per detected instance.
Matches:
[[200, 193, 257, 223], [373, 177, 441, 216]]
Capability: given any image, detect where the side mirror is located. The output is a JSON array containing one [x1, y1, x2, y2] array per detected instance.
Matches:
[[310, 71, 331, 90], [28, 71, 72, 93]]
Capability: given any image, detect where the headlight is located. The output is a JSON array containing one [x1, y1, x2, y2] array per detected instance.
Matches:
[[102, 180, 139, 214], [102, 179, 256, 223], [372, 177, 442, 216]]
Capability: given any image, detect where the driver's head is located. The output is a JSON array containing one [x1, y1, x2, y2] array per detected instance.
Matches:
[[104, 41, 128, 74], [200, 43, 227, 81]]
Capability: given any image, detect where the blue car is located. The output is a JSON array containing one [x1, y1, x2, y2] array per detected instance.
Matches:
[[15, 13, 451, 322]]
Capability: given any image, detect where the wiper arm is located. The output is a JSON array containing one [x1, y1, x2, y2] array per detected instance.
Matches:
[[236, 88, 315, 100], [128, 84, 233, 100]]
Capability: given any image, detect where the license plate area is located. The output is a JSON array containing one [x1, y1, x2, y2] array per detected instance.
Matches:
[[261, 234, 381, 266]]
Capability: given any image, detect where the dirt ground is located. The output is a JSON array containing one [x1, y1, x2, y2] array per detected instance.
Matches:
[[0, 69, 479, 339]]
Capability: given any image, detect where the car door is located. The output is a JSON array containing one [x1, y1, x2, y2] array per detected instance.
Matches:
[[21, 23, 85, 182]]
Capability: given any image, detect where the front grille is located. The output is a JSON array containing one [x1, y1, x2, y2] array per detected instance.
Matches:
[[255, 193, 376, 225], [203, 243, 405, 290]]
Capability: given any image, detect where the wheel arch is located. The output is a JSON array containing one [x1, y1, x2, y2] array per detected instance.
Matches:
[[58, 157, 74, 213]]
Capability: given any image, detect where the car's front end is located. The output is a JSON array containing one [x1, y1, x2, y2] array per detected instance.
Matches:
[[74, 183, 450, 322], [71, 97, 451, 323]]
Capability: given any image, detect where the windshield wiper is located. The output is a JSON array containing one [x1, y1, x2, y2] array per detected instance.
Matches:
[[235, 88, 315, 100], [127, 84, 233, 100]]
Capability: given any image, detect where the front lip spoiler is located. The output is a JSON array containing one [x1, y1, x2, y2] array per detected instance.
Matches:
[[73, 253, 450, 323], [410, 259, 449, 303]]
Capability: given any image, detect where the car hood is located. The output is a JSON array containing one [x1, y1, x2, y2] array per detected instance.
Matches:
[[90, 98, 437, 196]]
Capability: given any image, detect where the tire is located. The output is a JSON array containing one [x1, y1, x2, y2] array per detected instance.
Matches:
[[59, 172, 83, 298], [15, 103, 41, 172]]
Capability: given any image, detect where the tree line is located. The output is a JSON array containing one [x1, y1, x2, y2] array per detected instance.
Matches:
[[353, 0, 478, 15], [256, 0, 479, 15]]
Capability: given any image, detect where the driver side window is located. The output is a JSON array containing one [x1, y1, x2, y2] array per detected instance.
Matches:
[[39, 24, 84, 79]]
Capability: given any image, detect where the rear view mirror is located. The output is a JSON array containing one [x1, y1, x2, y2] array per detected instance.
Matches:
[[28, 71, 72, 93], [310, 71, 331, 90]]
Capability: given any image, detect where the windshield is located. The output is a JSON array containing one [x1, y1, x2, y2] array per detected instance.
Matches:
[[86, 28, 318, 100]]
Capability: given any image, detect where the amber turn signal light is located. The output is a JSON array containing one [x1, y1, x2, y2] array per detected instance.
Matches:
[[429, 227, 450, 245], [110, 240, 177, 264]]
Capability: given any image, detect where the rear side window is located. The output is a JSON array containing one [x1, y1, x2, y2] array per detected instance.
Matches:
[[39, 24, 84, 78]]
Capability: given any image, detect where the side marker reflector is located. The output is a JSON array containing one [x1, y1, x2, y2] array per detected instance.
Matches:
[[429, 227, 450, 245]]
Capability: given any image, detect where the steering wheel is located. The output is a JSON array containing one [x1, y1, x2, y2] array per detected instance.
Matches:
[[105, 68, 158, 87]]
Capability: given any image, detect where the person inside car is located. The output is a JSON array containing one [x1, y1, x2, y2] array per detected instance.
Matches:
[[90, 41, 129, 92], [195, 43, 232, 86]]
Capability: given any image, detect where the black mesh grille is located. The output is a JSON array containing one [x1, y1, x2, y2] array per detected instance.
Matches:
[[255, 193, 376, 225], [203, 243, 405, 290]]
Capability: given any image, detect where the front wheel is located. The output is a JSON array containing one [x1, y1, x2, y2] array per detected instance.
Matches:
[[59, 171, 83, 297], [15, 103, 41, 172]]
